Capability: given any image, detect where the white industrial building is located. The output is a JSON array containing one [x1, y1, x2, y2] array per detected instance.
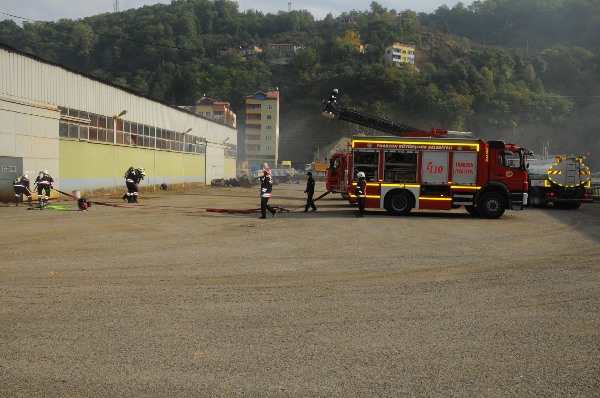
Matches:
[[0, 43, 237, 202]]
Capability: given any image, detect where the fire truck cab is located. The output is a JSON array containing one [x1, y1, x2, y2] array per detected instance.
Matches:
[[326, 136, 530, 218]]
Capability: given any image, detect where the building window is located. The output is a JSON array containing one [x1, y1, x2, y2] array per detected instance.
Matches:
[[58, 106, 208, 154], [266, 105, 273, 110], [266, 115, 272, 120], [266, 125, 272, 130]]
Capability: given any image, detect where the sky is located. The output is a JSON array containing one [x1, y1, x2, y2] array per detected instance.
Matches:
[[1, 0, 475, 24]]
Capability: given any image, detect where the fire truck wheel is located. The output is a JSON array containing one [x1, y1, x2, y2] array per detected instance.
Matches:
[[384, 190, 414, 216], [478, 192, 506, 219]]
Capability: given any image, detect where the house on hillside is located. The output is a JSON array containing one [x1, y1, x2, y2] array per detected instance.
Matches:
[[267, 43, 301, 64], [238, 45, 262, 58], [384, 42, 416, 66]]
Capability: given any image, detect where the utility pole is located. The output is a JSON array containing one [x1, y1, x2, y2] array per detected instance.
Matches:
[[114, 0, 120, 13]]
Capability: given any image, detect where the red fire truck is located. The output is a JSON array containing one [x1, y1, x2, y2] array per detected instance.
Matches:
[[322, 97, 532, 218]]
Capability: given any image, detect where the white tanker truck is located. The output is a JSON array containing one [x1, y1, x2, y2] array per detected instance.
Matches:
[[527, 156, 593, 209]]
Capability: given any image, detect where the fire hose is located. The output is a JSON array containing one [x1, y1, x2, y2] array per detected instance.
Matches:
[[48, 188, 332, 213], [205, 190, 331, 214], [52, 188, 128, 210]]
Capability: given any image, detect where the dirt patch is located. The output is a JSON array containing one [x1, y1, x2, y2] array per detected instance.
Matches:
[[1, 183, 599, 396]]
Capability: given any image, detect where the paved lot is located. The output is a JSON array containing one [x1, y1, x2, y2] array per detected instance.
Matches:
[[1, 183, 599, 397]]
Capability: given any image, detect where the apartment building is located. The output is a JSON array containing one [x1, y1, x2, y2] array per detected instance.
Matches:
[[384, 42, 416, 66], [195, 96, 237, 128], [244, 90, 280, 166]]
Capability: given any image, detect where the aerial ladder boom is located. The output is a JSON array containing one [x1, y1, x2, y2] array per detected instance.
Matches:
[[322, 89, 470, 138]]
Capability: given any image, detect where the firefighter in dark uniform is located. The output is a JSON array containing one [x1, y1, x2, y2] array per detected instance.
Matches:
[[325, 88, 338, 113], [259, 169, 276, 219], [34, 170, 54, 209], [304, 171, 317, 212], [355, 171, 366, 217], [123, 167, 135, 203], [13, 174, 33, 206], [123, 166, 145, 203]]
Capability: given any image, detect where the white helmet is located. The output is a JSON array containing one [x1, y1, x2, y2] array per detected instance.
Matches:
[[357, 171, 365, 178], [43, 170, 48, 174], [333, 88, 338, 94], [23, 174, 29, 179]]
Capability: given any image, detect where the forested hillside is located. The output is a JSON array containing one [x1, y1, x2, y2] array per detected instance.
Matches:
[[421, 0, 600, 51], [1, 0, 598, 168]]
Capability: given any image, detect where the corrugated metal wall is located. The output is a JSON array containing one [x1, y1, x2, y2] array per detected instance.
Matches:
[[0, 46, 236, 146]]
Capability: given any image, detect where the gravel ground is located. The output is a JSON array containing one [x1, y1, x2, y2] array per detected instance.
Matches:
[[1, 183, 599, 397]]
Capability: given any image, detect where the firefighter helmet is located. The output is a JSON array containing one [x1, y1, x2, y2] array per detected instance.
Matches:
[[23, 174, 28, 179], [333, 88, 338, 94], [357, 171, 365, 178], [43, 170, 48, 174]]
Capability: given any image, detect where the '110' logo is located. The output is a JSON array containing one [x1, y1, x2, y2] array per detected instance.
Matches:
[[426, 162, 444, 173]]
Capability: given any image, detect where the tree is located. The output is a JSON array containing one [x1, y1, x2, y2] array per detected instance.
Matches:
[[291, 47, 319, 77], [399, 10, 420, 35], [71, 23, 98, 62]]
